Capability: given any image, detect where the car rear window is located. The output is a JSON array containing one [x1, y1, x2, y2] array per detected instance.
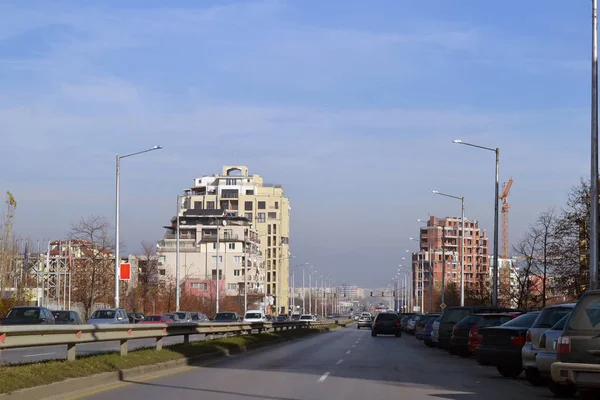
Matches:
[[6, 308, 40, 319], [457, 315, 481, 326], [245, 313, 263, 319], [52, 311, 70, 321], [443, 309, 470, 324], [145, 316, 161, 322], [534, 307, 573, 329], [377, 313, 398, 321], [566, 296, 600, 331], [502, 312, 539, 327], [478, 315, 512, 328]]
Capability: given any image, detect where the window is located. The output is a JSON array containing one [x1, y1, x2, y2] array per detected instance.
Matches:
[[267, 249, 271, 258], [228, 243, 236, 250], [273, 248, 277, 258], [267, 272, 271, 281], [267, 260, 271, 269], [234, 269, 241, 276], [273, 259, 277, 268], [234, 256, 242, 263], [194, 201, 203, 209], [275, 201, 279, 209], [273, 224, 277, 235], [213, 243, 218, 249], [244, 212, 252, 220], [211, 256, 223, 263], [268, 212, 277, 220], [207, 201, 215, 209], [452, 272, 457, 278], [268, 225, 272, 234], [267, 284, 271, 294], [273, 271, 276, 281], [267, 237, 271, 246], [246, 189, 254, 195], [191, 283, 207, 290], [258, 213, 266, 223], [258, 201, 266, 209], [245, 201, 253, 211], [227, 283, 238, 290]]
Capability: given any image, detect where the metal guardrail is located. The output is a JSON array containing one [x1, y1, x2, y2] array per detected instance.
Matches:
[[0, 321, 329, 361]]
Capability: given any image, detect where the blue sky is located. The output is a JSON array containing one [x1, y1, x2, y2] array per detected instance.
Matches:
[[0, 0, 593, 287]]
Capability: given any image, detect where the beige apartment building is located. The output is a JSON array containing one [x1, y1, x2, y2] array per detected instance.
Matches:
[[177, 166, 290, 315], [413, 215, 489, 312], [157, 210, 262, 299]]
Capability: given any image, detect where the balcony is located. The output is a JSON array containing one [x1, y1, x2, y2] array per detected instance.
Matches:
[[200, 233, 240, 242]]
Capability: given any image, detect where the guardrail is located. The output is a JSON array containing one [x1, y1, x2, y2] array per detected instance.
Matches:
[[0, 321, 329, 361]]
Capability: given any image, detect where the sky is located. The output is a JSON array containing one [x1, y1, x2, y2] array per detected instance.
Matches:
[[0, 0, 594, 288]]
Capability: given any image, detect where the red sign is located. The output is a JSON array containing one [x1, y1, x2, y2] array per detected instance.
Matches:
[[120, 263, 131, 280]]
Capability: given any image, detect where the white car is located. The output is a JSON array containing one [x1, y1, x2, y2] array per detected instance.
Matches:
[[243, 310, 267, 323], [299, 314, 316, 322]]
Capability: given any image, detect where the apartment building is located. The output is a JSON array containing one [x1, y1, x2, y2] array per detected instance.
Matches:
[[178, 166, 290, 314], [336, 285, 359, 299], [157, 209, 263, 298], [412, 215, 489, 310]]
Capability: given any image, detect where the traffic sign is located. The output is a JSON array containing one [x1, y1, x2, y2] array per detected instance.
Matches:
[[119, 263, 131, 280], [440, 303, 447, 310]]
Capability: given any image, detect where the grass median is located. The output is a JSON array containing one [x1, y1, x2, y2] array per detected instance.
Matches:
[[0, 326, 329, 395]]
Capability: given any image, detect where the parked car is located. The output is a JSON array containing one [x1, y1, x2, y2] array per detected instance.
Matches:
[[190, 312, 208, 322], [532, 313, 576, 397], [127, 312, 145, 324], [522, 303, 576, 386], [475, 311, 541, 378], [451, 313, 520, 357], [276, 315, 289, 322], [51, 310, 83, 325], [172, 311, 193, 323], [87, 308, 129, 324], [400, 313, 415, 332], [213, 312, 239, 323], [244, 310, 267, 323], [429, 315, 443, 347], [438, 306, 520, 352], [357, 314, 373, 329], [299, 314, 316, 322], [1, 306, 55, 325], [165, 313, 183, 323], [416, 314, 440, 341], [371, 312, 401, 337], [467, 313, 522, 355], [139, 314, 174, 324], [551, 289, 600, 400], [406, 314, 422, 334]]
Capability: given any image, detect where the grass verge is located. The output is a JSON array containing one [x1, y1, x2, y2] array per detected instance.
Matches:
[[0, 327, 327, 394]]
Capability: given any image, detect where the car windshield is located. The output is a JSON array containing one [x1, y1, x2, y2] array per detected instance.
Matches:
[[566, 296, 600, 331], [534, 307, 573, 329], [245, 313, 262, 319], [6, 308, 40, 319], [478, 315, 513, 328], [52, 311, 70, 321], [215, 313, 236, 320], [502, 312, 539, 328], [145, 316, 161, 322], [90, 310, 115, 319]]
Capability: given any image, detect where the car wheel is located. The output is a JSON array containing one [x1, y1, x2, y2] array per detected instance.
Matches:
[[525, 368, 545, 386], [547, 381, 577, 398], [496, 365, 522, 378], [371, 331, 377, 337], [579, 389, 600, 400]]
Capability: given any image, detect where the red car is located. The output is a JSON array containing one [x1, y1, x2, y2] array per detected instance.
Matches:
[[138, 314, 173, 324]]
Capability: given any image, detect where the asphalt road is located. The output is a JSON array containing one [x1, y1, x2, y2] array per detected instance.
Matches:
[[67, 326, 551, 400], [0, 334, 208, 365]]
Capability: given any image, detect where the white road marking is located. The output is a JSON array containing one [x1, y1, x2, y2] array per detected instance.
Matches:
[[318, 372, 330, 383], [346, 350, 351, 355], [23, 352, 55, 358], [352, 345, 356, 348], [336, 359, 344, 365]]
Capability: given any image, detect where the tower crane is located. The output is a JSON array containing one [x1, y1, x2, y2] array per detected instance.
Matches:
[[499, 177, 514, 259]]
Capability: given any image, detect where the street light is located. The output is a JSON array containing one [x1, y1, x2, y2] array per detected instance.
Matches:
[[453, 139, 499, 306], [433, 190, 465, 307], [115, 145, 162, 308]]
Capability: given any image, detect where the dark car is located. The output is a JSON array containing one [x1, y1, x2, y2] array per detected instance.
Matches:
[[451, 313, 520, 357], [474, 311, 540, 378], [51, 310, 83, 325], [371, 312, 401, 337], [416, 314, 440, 340], [276, 315, 289, 322], [1, 306, 55, 325], [437, 306, 520, 352], [213, 312, 238, 323], [400, 313, 415, 331], [551, 289, 600, 400]]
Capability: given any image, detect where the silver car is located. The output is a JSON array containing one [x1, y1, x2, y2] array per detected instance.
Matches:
[[87, 308, 129, 324], [522, 303, 575, 386], [534, 313, 577, 397], [430, 315, 442, 346]]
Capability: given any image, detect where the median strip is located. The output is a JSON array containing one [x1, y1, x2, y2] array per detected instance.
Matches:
[[0, 326, 330, 398]]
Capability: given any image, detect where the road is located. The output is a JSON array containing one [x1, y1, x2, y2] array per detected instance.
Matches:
[[66, 327, 549, 400], [0, 334, 208, 365]]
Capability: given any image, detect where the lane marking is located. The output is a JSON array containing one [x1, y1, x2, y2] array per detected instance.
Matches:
[[352, 345, 356, 348], [345, 350, 351, 355], [22, 352, 55, 358], [318, 372, 330, 383], [336, 359, 344, 365]]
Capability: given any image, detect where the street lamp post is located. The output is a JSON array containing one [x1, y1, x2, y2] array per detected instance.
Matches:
[[591, 0, 599, 290], [115, 145, 162, 308], [453, 139, 499, 306], [433, 190, 465, 307]]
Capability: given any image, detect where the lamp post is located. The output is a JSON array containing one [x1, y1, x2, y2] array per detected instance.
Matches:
[[453, 139, 499, 306], [215, 219, 227, 314], [409, 238, 425, 312], [114, 145, 162, 308], [433, 190, 465, 307], [592, 0, 599, 290]]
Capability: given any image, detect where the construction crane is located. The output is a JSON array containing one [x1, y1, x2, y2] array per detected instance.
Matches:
[[499, 177, 514, 259]]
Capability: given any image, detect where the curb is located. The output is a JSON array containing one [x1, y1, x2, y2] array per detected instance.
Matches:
[[0, 330, 326, 400]]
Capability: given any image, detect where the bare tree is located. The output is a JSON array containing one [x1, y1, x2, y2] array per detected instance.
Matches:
[[512, 228, 541, 310], [68, 215, 114, 319], [530, 208, 557, 307], [135, 241, 159, 314]]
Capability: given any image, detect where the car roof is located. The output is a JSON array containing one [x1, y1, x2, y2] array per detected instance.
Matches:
[[245, 310, 263, 313], [473, 312, 519, 317]]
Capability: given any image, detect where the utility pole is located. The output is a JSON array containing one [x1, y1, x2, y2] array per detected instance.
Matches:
[[441, 224, 446, 308], [591, 0, 599, 290], [176, 195, 181, 311]]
